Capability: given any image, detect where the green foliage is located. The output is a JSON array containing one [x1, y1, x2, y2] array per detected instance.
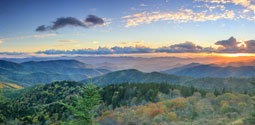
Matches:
[[82, 69, 192, 86], [0, 81, 89, 124], [60, 84, 101, 125], [101, 83, 207, 108], [166, 112, 177, 121], [96, 92, 253, 125]]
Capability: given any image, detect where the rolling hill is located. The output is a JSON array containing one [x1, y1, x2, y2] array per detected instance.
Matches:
[[81, 69, 192, 86], [82, 69, 255, 92], [162, 63, 255, 78], [0, 82, 23, 89], [0, 60, 110, 87]]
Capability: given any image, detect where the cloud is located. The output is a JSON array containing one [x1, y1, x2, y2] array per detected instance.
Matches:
[[0, 52, 27, 55], [0, 40, 3, 44], [215, 37, 237, 49], [195, 0, 255, 12], [119, 40, 144, 46], [0, 34, 56, 42], [36, 15, 104, 32], [57, 40, 77, 43], [156, 41, 204, 53], [36, 46, 154, 55], [122, 0, 255, 28], [123, 9, 234, 27], [35, 37, 255, 55], [140, 4, 148, 7], [111, 46, 154, 54], [215, 37, 255, 53], [92, 41, 99, 44]]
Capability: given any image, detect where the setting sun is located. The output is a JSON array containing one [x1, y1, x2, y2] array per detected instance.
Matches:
[[219, 53, 255, 57], [237, 41, 247, 48]]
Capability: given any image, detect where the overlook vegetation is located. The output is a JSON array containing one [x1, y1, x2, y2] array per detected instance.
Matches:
[[1, 60, 255, 124], [0, 81, 101, 124], [0, 81, 255, 124], [96, 92, 255, 125]]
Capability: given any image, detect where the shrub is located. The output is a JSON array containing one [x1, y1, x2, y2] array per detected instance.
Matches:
[[220, 104, 238, 113], [166, 112, 177, 121], [168, 97, 186, 110], [148, 108, 164, 118]]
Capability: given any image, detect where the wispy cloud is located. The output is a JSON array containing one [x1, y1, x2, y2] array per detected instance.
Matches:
[[140, 4, 148, 7], [122, 0, 255, 27], [0, 52, 28, 55], [0, 33, 56, 42], [57, 40, 77, 43], [195, 0, 255, 12], [92, 41, 99, 44], [123, 9, 234, 27], [119, 40, 144, 46]]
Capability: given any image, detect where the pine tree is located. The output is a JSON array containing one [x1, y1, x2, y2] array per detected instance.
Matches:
[[214, 89, 220, 96], [222, 88, 226, 94], [60, 84, 101, 125]]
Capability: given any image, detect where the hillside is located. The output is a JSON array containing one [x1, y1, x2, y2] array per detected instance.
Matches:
[[82, 69, 255, 92], [163, 63, 255, 78], [0, 82, 23, 89], [0, 60, 110, 86], [0, 81, 87, 124], [182, 77, 255, 92], [81, 69, 192, 86], [0, 81, 207, 124]]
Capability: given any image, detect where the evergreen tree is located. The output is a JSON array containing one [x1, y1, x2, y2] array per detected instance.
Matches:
[[222, 88, 226, 94], [61, 84, 101, 125], [214, 89, 220, 96]]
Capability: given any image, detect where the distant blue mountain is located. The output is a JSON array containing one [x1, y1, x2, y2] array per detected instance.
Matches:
[[162, 63, 255, 78], [0, 59, 110, 87]]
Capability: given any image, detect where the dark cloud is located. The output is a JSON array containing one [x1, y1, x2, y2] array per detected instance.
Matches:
[[244, 40, 255, 52], [36, 15, 104, 32], [215, 37, 239, 52], [214, 37, 255, 53], [85, 15, 104, 26], [111, 46, 154, 54], [36, 46, 154, 55], [215, 37, 237, 48], [156, 42, 203, 53], [35, 25, 49, 32]]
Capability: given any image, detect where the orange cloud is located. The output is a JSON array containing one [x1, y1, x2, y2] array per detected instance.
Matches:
[[58, 40, 77, 43]]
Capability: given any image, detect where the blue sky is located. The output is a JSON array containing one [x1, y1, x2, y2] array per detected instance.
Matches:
[[1, 0, 255, 54]]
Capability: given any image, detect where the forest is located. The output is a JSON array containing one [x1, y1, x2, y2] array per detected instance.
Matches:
[[0, 81, 255, 125]]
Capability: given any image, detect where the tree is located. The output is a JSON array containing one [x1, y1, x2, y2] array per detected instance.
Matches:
[[244, 103, 255, 124], [222, 88, 226, 94], [61, 84, 101, 125], [244, 82, 255, 124], [214, 89, 220, 96]]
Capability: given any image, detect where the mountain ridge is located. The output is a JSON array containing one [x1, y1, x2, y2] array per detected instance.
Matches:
[[82, 69, 255, 92], [0, 59, 110, 86], [162, 63, 255, 78]]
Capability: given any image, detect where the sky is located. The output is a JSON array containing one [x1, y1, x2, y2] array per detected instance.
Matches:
[[1, 0, 255, 56]]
